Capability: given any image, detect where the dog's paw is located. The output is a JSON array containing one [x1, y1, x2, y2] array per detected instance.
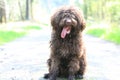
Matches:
[[68, 75, 75, 80], [44, 73, 50, 79], [75, 74, 83, 79]]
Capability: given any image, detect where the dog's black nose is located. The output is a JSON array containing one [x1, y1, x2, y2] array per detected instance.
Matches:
[[66, 19, 72, 25]]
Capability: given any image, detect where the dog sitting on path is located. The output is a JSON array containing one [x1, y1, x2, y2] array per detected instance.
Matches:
[[44, 6, 87, 80]]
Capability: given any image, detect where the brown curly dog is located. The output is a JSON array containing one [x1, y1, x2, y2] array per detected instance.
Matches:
[[44, 6, 87, 80]]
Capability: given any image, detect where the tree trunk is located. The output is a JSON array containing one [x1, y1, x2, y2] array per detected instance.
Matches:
[[18, 0, 24, 20], [0, 0, 6, 23], [25, 0, 33, 20], [26, 0, 29, 20]]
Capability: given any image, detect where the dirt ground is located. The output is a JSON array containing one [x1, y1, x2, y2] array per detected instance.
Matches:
[[0, 27, 120, 80]]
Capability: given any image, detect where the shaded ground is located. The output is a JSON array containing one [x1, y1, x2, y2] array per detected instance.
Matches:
[[0, 27, 120, 80]]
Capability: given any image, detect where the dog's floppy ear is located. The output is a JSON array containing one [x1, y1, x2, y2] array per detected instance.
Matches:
[[51, 10, 61, 30], [51, 13, 57, 30], [80, 17, 86, 31], [72, 7, 86, 32], [50, 6, 65, 30], [77, 9, 86, 32]]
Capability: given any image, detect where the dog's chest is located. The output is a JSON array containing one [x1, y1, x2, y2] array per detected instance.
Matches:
[[56, 40, 80, 58]]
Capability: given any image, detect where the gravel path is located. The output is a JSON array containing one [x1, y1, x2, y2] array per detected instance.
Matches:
[[0, 27, 120, 80]]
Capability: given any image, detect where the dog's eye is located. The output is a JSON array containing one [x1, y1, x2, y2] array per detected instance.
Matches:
[[71, 14, 76, 19], [61, 13, 67, 18]]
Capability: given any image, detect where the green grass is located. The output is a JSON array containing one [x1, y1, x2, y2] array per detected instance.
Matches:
[[23, 25, 41, 30], [0, 30, 26, 45], [86, 27, 120, 44], [104, 27, 120, 44], [86, 28, 106, 37], [0, 23, 42, 45]]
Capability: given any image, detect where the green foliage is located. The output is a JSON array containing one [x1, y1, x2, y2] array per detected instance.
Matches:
[[0, 30, 26, 45], [86, 28, 106, 37], [75, 0, 120, 24], [75, 0, 120, 44], [6, 0, 26, 21], [23, 25, 41, 30], [107, 1, 120, 23], [0, 23, 42, 45], [104, 27, 120, 44], [86, 27, 120, 44]]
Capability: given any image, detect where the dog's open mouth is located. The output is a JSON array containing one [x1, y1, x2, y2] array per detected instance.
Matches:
[[61, 26, 71, 38]]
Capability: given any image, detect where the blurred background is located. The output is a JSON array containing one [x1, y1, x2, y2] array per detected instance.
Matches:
[[0, 0, 120, 45]]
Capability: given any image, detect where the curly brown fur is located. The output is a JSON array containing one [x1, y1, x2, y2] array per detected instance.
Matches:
[[44, 6, 86, 80]]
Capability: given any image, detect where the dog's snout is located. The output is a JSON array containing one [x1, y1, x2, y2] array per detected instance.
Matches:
[[66, 19, 72, 25]]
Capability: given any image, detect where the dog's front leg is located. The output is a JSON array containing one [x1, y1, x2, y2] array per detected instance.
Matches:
[[68, 58, 80, 80], [49, 58, 60, 80]]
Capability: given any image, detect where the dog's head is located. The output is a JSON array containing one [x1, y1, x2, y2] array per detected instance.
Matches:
[[51, 6, 86, 39]]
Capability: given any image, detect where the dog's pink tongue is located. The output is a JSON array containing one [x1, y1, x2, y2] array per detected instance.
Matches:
[[61, 26, 71, 38]]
